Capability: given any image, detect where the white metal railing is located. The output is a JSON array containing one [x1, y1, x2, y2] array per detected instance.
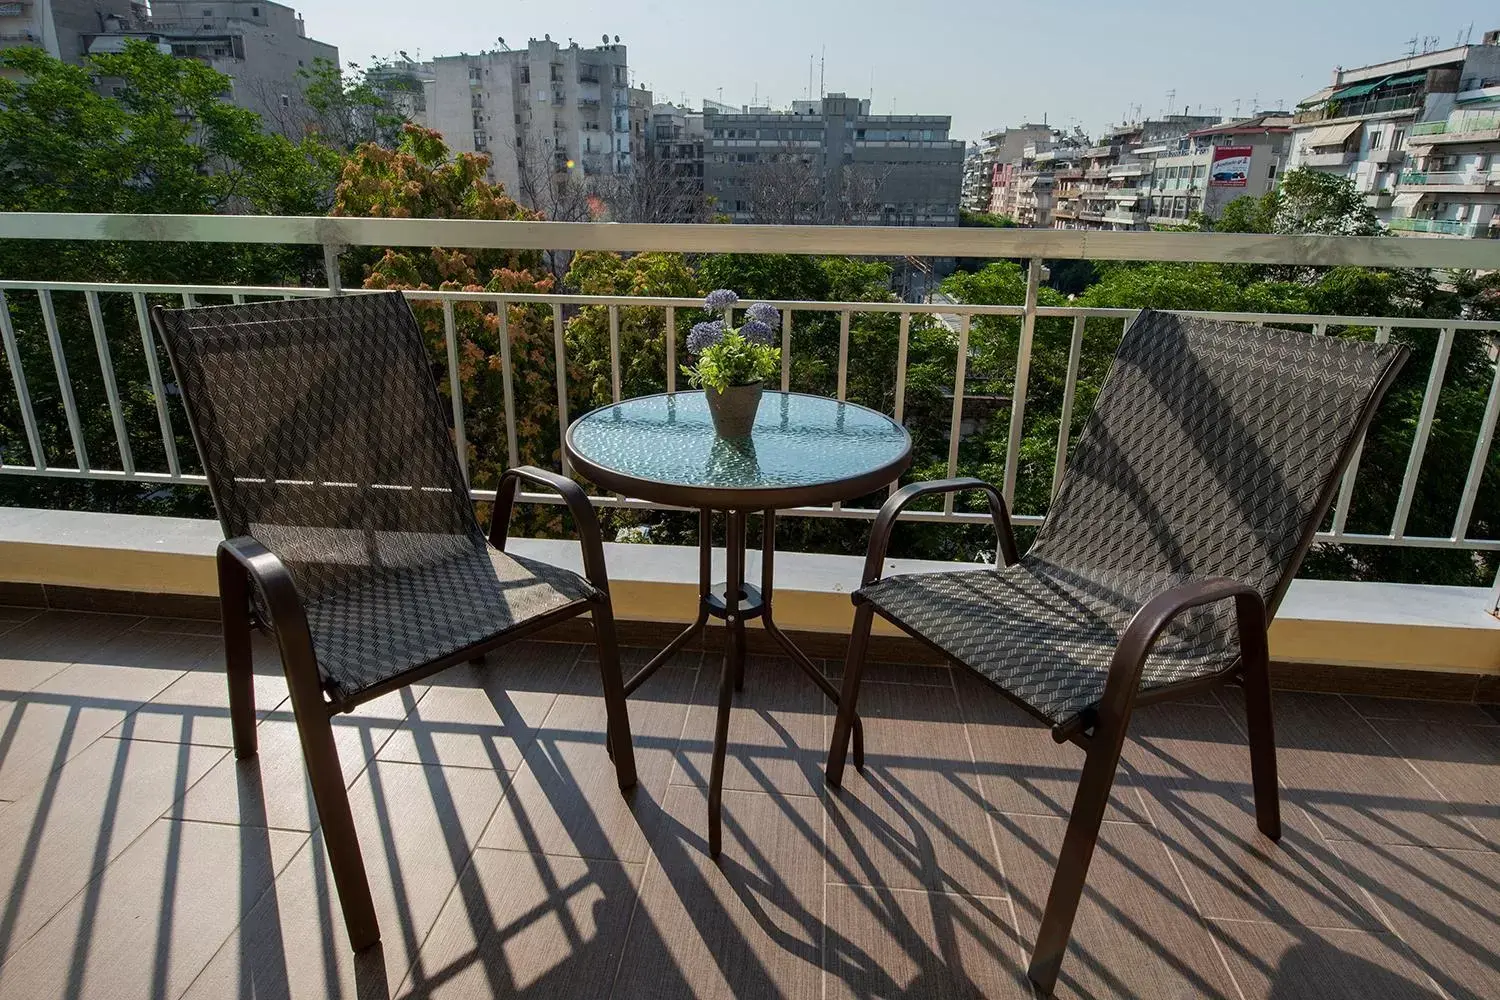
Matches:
[[1, 214, 1499, 560]]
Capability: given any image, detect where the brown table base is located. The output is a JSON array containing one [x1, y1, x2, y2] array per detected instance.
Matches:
[[622, 508, 865, 857]]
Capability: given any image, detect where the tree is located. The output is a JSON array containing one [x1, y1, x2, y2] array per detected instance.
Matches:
[[333, 126, 570, 533], [253, 57, 414, 151], [739, 147, 823, 225], [0, 41, 339, 517], [595, 155, 712, 224], [1271, 167, 1380, 236]]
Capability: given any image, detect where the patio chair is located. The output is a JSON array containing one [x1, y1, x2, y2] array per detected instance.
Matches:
[[152, 291, 636, 952], [825, 309, 1407, 994]]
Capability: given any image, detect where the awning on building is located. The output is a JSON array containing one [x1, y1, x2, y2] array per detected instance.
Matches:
[[1116, 198, 1137, 208], [1392, 192, 1428, 211], [1382, 72, 1428, 88], [1329, 78, 1388, 101], [1302, 121, 1362, 148]]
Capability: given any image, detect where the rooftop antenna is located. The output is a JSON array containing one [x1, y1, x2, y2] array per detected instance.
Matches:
[[1165, 89, 1176, 116], [808, 55, 813, 100], [1406, 36, 1418, 57], [819, 45, 825, 98], [1233, 97, 1242, 116]]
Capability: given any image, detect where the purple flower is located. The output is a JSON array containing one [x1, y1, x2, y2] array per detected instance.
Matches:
[[704, 289, 739, 310], [746, 301, 779, 326], [739, 318, 775, 344], [687, 320, 725, 353]]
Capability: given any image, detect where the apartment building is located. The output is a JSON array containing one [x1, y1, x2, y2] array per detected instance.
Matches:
[[368, 57, 435, 127], [964, 123, 1054, 214], [427, 38, 632, 203], [1136, 116, 1291, 227], [703, 93, 963, 226], [0, 0, 136, 69], [1058, 115, 1221, 230], [80, 1, 337, 136], [644, 101, 706, 221], [1289, 33, 1500, 232]]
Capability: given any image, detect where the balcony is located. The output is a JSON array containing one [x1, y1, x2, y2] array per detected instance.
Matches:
[[1407, 116, 1500, 145], [0, 214, 1499, 1000], [1102, 208, 1142, 225], [1397, 170, 1500, 193], [1300, 149, 1357, 168], [1107, 163, 1147, 178], [1388, 216, 1498, 238], [0, 29, 39, 49]]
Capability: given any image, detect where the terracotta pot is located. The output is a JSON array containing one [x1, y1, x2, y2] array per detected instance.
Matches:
[[704, 382, 764, 438]]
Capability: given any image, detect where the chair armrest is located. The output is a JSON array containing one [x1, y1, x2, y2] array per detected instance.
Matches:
[[861, 478, 1019, 588], [492, 466, 611, 595], [217, 536, 312, 637], [1087, 578, 1267, 736]]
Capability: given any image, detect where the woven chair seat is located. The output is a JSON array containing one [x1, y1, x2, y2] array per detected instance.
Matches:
[[298, 541, 595, 700], [861, 560, 1239, 727]]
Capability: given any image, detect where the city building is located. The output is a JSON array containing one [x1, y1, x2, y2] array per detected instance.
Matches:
[[703, 93, 964, 226], [368, 57, 435, 128], [0, 0, 136, 69], [1138, 115, 1292, 227], [963, 123, 1053, 214], [1055, 115, 1221, 231], [644, 101, 706, 221], [80, 1, 338, 136], [427, 37, 632, 204], [1289, 33, 1500, 232]]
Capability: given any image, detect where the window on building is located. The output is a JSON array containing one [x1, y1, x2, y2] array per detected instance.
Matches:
[[250, 5, 259, 15], [521, 67, 529, 84], [1370, 131, 1384, 150], [279, 94, 290, 108], [202, 8, 212, 16], [1193, 165, 1206, 179], [1392, 128, 1406, 149]]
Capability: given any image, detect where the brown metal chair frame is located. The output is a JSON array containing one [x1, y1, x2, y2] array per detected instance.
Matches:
[[826, 350, 1405, 994]]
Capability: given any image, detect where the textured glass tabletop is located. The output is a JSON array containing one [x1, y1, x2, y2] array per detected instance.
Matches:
[[565, 391, 911, 506]]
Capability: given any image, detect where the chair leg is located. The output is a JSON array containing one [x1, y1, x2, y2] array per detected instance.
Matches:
[[216, 559, 258, 759], [1242, 657, 1281, 840], [1027, 715, 1130, 995], [825, 602, 875, 787], [592, 599, 638, 791], [284, 675, 380, 951]]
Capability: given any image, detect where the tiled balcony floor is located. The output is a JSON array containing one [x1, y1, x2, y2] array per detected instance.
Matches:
[[0, 606, 1496, 999]]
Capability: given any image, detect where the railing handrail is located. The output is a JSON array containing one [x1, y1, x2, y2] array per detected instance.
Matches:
[[3, 212, 1500, 270]]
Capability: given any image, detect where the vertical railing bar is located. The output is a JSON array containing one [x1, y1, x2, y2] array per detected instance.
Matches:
[[85, 290, 134, 475], [1489, 563, 1500, 618], [665, 305, 676, 394], [441, 300, 468, 485], [496, 300, 520, 470], [132, 292, 180, 477], [181, 293, 198, 308], [1452, 337, 1500, 540], [231, 293, 246, 305], [38, 290, 89, 472], [1002, 258, 1043, 509], [0, 290, 46, 469], [836, 309, 851, 402], [1312, 322, 1327, 336], [889, 312, 911, 498], [780, 308, 792, 392], [1052, 313, 1086, 500], [1391, 326, 1454, 540], [1332, 325, 1391, 535], [553, 303, 570, 475], [323, 244, 343, 294], [943, 313, 971, 516], [608, 304, 621, 403]]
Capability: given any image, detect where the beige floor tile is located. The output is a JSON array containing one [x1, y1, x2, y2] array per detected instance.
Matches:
[[113, 633, 289, 749], [956, 669, 1150, 824], [479, 662, 695, 863], [1208, 920, 1443, 999], [0, 611, 144, 693], [823, 884, 1030, 999], [398, 848, 642, 999], [377, 641, 581, 772], [0, 632, 210, 798], [825, 681, 1006, 898], [997, 811, 1239, 999], [1334, 841, 1500, 1000], [176, 684, 427, 832], [825, 655, 953, 687], [131, 617, 223, 637], [180, 758, 508, 1000], [674, 653, 827, 797], [612, 784, 824, 1000], [0, 737, 226, 962], [1341, 695, 1499, 727], [1371, 719, 1500, 850], [0, 817, 305, 1000], [1220, 688, 1482, 850]]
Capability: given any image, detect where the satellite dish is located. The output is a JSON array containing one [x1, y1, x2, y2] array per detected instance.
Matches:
[[602, 33, 609, 44], [614, 35, 620, 43], [544, 33, 550, 41]]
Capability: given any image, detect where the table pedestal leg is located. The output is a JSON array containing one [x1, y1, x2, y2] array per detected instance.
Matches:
[[708, 509, 747, 858]]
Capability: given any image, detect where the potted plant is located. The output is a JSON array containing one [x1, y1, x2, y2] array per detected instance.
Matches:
[[682, 289, 781, 438]]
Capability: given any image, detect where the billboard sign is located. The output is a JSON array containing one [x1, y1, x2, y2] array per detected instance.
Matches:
[[1209, 146, 1253, 187]]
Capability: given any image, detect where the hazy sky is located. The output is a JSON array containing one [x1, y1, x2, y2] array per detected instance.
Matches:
[[290, 0, 1498, 141]]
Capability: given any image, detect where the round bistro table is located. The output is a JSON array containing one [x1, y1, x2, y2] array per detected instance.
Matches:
[[565, 390, 912, 856]]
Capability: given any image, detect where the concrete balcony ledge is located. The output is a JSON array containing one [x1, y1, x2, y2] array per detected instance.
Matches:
[[2, 509, 1497, 698]]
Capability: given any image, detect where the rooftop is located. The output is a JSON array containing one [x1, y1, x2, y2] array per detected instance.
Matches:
[[0, 605, 1494, 999]]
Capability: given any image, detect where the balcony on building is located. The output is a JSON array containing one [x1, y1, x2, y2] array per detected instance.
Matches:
[[1396, 168, 1500, 194], [0, 213, 1498, 1000]]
